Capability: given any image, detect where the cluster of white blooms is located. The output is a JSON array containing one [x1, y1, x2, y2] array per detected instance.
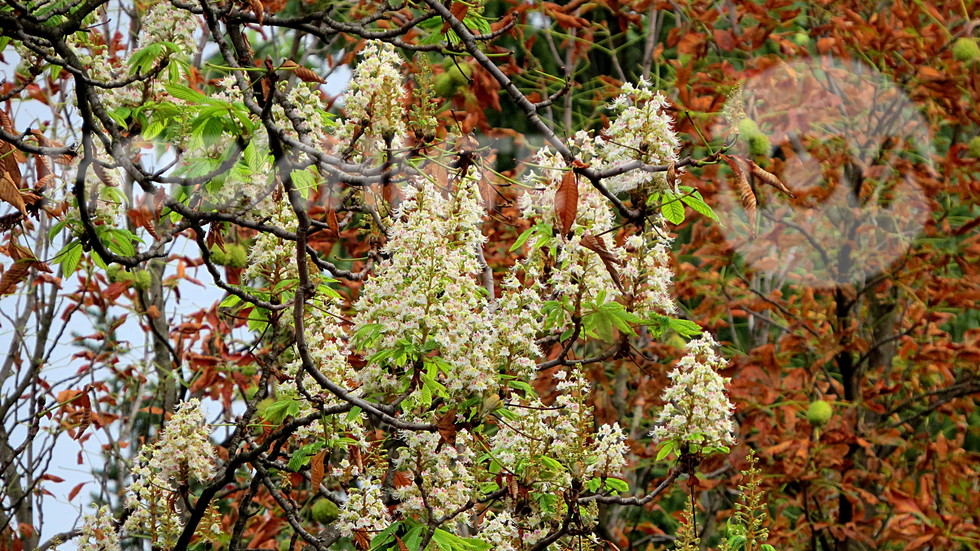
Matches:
[[598, 79, 681, 194], [139, 1, 199, 55], [351, 175, 498, 396], [338, 481, 390, 538], [622, 218, 677, 317], [392, 430, 477, 520], [124, 399, 217, 545], [517, 133, 627, 320], [243, 196, 301, 284], [67, 1, 199, 113], [335, 41, 408, 161], [650, 335, 736, 450], [77, 506, 119, 551], [586, 423, 629, 478], [478, 510, 520, 551], [271, 79, 335, 148], [489, 273, 544, 379]]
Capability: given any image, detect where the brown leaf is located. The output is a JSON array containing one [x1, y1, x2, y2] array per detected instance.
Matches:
[[724, 155, 756, 237], [749, 161, 795, 198], [310, 449, 326, 489], [666, 161, 676, 189], [0, 171, 26, 216], [0, 110, 15, 134], [437, 408, 458, 450], [441, 1, 470, 33], [30, 129, 74, 165], [67, 482, 87, 502], [395, 536, 410, 551], [580, 233, 624, 293], [326, 208, 340, 237], [554, 169, 578, 237], [280, 60, 325, 84], [206, 224, 226, 253], [248, 0, 264, 25], [0, 261, 31, 295]]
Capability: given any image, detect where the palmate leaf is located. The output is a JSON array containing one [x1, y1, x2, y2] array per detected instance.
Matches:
[[679, 186, 720, 220]]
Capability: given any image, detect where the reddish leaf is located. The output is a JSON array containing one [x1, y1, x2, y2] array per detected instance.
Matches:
[[67, 482, 87, 501], [0, 261, 31, 295], [724, 155, 756, 237], [554, 169, 578, 237], [749, 161, 795, 198], [280, 60, 326, 84], [310, 449, 326, 489], [441, 1, 470, 33]]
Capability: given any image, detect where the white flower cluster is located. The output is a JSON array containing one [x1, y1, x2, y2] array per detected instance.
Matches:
[[124, 399, 217, 546], [622, 218, 677, 317], [587, 423, 629, 478], [337, 482, 390, 537], [478, 510, 520, 551], [351, 175, 498, 396], [392, 430, 478, 520], [335, 41, 408, 161], [490, 273, 544, 379], [68, 0, 199, 113], [77, 506, 119, 551], [139, 1, 199, 55], [598, 80, 681, 194], [243, 196, 301, 284], [650, 335, 736, 450]]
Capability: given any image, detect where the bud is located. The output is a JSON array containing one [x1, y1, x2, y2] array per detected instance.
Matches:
[[806, 400, 833, 426], [309, 498, 340, 524], [952, 38, 980, 63], [738, 118, 771, 157]]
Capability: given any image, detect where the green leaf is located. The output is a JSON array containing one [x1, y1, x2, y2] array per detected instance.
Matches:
[[219, 294, 242, 308], [538, 455, 565, 472], [264, 397, 301, 424], [370, 521, 400, 550], [726, 535, 747, 550], [102, 228, 137, 257], [656, 440, 676, 461], [668, 318, 702, 338], [585, 477, 602, 493], [509, 226, 535, 252], [165, 83, 225, 106], [604, 477, 629, 493], [243, 140, 262, 171], [660, 193, 686, 224], [54, 240, 83, 275], [679, 186, 719, 221], [287, 440, 324, 471]]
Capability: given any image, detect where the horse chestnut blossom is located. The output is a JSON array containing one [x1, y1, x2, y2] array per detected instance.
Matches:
[[123, 399, 217, 545], [598, 80, 682, 194], [335, 41, 409, 160], [77, 506, 119, 551], [651, 335, 737, 451]]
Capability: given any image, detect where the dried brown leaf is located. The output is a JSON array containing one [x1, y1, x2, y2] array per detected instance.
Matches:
[[0, 110, 15, 134], [248, 0, 264, 24], [554, 169, 578, 237], [310, 450, 326, 489], [0, 261, 31, 295], [442, 1, 470, 33], [0, 172, 26, 216], [281, 60, 325, 84], [437, 408, 458, 449], [326, 208, 340, 237], [207, 225, 226, 253], [749, 161, 795, 198], [725, 155, 756, 237], [581, 233, 625, 293]]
